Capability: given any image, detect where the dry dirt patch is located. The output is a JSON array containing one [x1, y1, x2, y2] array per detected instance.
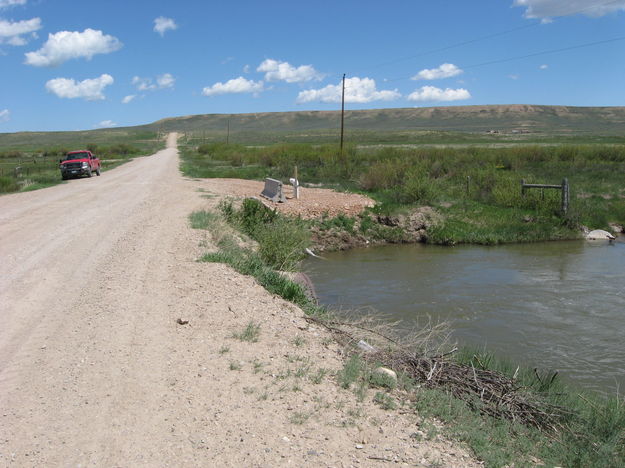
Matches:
[[194, 178, 375, 219]]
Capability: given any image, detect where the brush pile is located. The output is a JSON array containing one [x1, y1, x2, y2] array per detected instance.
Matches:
[[306, 314, 568, 432]]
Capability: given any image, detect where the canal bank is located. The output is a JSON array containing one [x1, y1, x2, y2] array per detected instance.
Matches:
[[194, 188, 625, 467]]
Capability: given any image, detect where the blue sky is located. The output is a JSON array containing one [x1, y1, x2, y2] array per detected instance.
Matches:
[[1, 0, 624, 132]]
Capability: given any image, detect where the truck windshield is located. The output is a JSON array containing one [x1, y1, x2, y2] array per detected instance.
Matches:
[[64, 152, 90, 160]]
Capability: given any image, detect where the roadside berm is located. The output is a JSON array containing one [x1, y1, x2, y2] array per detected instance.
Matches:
[[187, 178, 481, 467]]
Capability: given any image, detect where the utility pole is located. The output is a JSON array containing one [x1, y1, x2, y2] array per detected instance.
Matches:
[[340, 73, 346, 157]]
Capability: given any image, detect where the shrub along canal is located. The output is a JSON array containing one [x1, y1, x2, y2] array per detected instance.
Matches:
[[303, 237, 625, 394]]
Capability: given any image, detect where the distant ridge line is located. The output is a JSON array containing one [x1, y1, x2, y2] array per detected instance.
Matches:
[[140, 104, 625, 135]]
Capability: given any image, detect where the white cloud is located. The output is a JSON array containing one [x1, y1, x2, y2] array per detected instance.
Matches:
[[95, 119, 116, 128], [296, 77, 400, 104], [513, 0, 625, 19], [407, 86, 471, 102], [132, 73, 174, 91], [412, 63, 463, 81], [539, 64, 548, 69], [508, 74, 520, 80], [0, 108, 9, 122], [202, 76, 264, 96], [45, 74, 114, 101], [121, 94, 136, 104], [0, 0, 27, 9], [257, 59, 324, 83], [24, 28, 122, 67], [154, 16, 177, 36], [0, 17, 41, 45], [243, 64, 250, 73], [156, 73, 174, 88], [132, 76, 155, 91]]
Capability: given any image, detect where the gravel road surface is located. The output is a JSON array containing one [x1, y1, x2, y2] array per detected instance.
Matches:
[[0, 134, 479, 467]]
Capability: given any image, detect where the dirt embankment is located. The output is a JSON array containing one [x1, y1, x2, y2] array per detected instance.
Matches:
[[197, 178, 375, 219], [197, 178, 441, 252], [0, 134, 478, 467]]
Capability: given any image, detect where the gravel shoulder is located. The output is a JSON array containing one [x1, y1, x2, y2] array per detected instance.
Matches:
[[0, 134, 479, 467]]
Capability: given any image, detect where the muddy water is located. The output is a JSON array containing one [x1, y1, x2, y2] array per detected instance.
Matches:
[[303, 238, 625, 394]]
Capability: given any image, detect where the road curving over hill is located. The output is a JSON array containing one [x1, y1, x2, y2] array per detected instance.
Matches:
[[0, 133, 479, 467]]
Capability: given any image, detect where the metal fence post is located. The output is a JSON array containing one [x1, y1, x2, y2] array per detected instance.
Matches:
[[562, 178, 569, 215]]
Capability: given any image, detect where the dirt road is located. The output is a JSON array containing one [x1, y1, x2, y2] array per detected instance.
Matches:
[[0, 134, 478, 467]]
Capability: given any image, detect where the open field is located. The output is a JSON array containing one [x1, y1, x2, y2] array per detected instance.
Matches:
[[0, 135, 163, 194], [0, 128, 161, 150], [180, 141, 625, 245]]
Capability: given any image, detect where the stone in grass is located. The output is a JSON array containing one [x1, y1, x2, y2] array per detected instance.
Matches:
[[370, 367, 397, 389]]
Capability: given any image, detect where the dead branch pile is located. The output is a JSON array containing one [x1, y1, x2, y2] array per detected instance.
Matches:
[[306, 314, 567, 432]]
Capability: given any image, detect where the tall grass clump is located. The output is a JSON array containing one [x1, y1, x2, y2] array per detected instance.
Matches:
[[190, 209, 318, 312], [218, 198, 311, 271]]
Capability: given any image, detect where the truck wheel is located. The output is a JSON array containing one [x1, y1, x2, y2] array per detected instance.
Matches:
[[86, 169, 92, 178], [62, 174, 68, 180], [96, 167, 101, 176]]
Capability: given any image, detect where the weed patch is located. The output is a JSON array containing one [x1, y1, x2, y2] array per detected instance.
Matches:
[[373, 391, 397, 410], [233, 321, 261, 342], [338, 354, 363, 389]]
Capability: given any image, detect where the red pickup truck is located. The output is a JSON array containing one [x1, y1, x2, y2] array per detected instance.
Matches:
[[59, 150, 101, 180]]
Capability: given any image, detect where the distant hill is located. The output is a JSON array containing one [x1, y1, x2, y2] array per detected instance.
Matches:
[[2, 105, 625, 149], [138, 105, 625, 135]]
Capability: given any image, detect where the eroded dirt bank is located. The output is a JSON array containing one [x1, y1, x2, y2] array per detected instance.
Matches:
[[0, 134, 479, 467]]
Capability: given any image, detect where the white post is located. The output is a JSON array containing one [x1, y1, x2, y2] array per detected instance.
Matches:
[[293, 165, 300, 199]]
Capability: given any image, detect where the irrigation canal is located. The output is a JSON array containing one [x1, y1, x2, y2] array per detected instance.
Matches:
[[303, 237, 625, 395]]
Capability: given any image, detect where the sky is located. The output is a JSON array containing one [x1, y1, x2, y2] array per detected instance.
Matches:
[[0, 0, 624, 132]]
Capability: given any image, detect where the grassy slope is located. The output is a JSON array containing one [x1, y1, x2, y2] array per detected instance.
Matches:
[[140, 105, 625, 134], [4, 104, 625, 148]]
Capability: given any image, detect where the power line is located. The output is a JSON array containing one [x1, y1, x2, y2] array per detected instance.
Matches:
[[376, 34, 625, 85], [344, 0, 624, 81], [463, 35, 625, 70], [351, 23, 539, 75]]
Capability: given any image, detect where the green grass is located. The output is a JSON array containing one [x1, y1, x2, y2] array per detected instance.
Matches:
[[387, 346, 625, 467], [189, 210, 221, 230], [373, 391, 397, 410], [219, 198, 311, 271], [338, 354, 363, 389], [0, 139, 161, 194], [232, 321, 261, 342], [181, 141, 625, 245]]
